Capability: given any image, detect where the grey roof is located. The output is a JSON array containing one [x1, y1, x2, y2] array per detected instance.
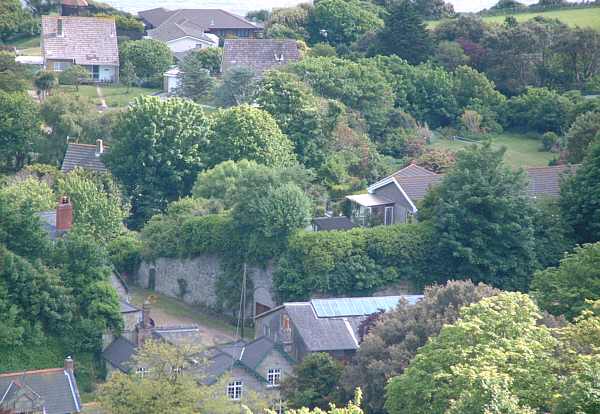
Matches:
[[120, 301, 140, 314], [394, 174, 444, 201], [394, 164, 438, 178], [101, 337, 137, 373], [312, 216, 356, 232], [148, 19, 217, 43], [139, 8, 261, 31], [286, 303, 361, 352], [42, 16, 119, 66], [221, 39, 300, 75], [526, 165, 578, 198], [61, 143, 109, 173], [37, 210, 65, 240], [0, 368, 82, 414]]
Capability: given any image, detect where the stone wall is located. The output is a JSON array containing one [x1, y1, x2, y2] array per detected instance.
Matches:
[[137, 255, 275, 317]]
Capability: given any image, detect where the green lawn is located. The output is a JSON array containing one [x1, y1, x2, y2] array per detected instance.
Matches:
[[430, 132, 554, 169], [7, 35, 41, 55], [429, 7, 600, 29], [59, 85, 159, 108]]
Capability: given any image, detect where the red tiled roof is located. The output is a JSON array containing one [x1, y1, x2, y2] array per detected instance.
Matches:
[[394, 163, 437, 178], [42, 16, 119, 66], [525, 164, 578, 198]]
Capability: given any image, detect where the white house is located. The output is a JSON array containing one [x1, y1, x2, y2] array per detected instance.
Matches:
[[147, 19, 218, 60]]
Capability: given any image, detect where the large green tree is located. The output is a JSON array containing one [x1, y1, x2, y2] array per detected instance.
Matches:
[[282, 352, 344, 410], [0, 0, 38, 41], [564, 110, 600, 164], [342, 280, 499, 414], [532, 242, 600, 320], [560, 139, 600, 244], [119, 39, 173, 87], [375, 0, 433, 64], [178, 52, 215, 102], [504, 87, 574, 133], [207, 105, 296, 168], [104, 96, 210, 227], [421, 143, 537, 290], [0, 91, 41, 171], [385, 293, 558, 414], [309, 0, 383, 46], [214, 66, 257, 107]]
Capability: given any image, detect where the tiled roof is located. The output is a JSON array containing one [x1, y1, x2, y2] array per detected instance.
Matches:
[[61, 143, 109, 173], [102, 337, 137, 373], [394, 163, 438, 178], [148, 19, 218, 44], [312, 217, 356, 232], [151, 326, 202, 347], [394, 175, 444, 201], [140, 8, 261, 31], [525, 165, 578, 198], [221, 39, 300, 75], [37, 210, 64, 240], [42, 16, 119, 66], [0, 368, 81, 414]]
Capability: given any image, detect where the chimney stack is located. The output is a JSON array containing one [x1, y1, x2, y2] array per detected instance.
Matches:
[[64, 356, 74, 372], [56, 196, 73, 232], [95, 139, 104, 156]]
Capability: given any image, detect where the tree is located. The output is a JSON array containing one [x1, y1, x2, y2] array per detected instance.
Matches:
[[58, 65, 91, 91], [375, 1, 433, 64], [56, 168, 127, 242], [384, 293, 558, 414], [178, 52, 215, 102], [0, 91, 41, 171], [0, 51, 28, 92], [491, 0, 526, 9], [104, 96, 210, 227], [505, 87, 574, 133], [0, 0, 38, 41], [309, 0, 383, 46], [256, 71, 337, 168], [433, 41, 469, 71], [34, 71, 57, 100], [342, 280, 499, 414], [564, 110, 600, 163], [531, 242, 600, 320], [421, 143, 537, 290], [119, 39, 173, 87], [530, 198, 573, 270], [183, 47, 223, 75], [560, 140, 600, 244], [208, 105, 296, 168], [0, 177, 55, 212], [282, 390, 365, 414], [120, 60, 137, 93], [282, 353, 344, 410], [214, 67, 257, 107]]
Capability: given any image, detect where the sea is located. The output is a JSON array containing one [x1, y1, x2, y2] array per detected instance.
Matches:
[[100, 0, 557, 16]]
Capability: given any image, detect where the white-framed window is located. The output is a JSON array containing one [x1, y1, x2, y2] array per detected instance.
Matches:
[[53, 61, 71, 72], [267, 368, 281, 387], [227, 380, 243, 400], [171, 366, 183, 375], [136, 367, 149, 378]]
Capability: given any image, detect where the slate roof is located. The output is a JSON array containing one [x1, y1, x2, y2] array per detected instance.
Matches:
[[139, 8, 261, 31], [120, 301, 140, 314], [101, 337, 137, 373], [525, 165, 578, 198], [151, 326, 202, 347], [312, 216, 356, 232], [37, 210, 65, 240], [61, 143, 109, 173], [0, 368, 82, 414], [41, 16, 119, 66], [148, 19, 218, 44], [394, 174, 445, 201], [221, 39, 300, 75], [394, 163, 438, 178]]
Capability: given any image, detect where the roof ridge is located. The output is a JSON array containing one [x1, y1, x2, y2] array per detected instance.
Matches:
[[0, 367, 64, 378]]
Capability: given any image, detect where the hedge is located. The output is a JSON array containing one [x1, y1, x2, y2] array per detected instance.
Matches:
[[274, 223, 431, 301]]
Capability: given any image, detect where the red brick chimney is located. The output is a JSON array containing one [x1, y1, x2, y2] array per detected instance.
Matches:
[[56, 196, 73, 232], [64, 356, 74, 373]]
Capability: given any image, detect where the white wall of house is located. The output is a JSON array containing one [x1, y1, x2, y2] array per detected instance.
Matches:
[[99, 65, 118, 82], [164, 74, 181, 94], [166, 36, 217, 53]]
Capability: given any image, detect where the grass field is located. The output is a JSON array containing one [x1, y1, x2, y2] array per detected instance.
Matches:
[[7, 35, 41, 55], [429, 7, 600, 29], [430, 132, 554, 168], [59, 85, 159, 108]]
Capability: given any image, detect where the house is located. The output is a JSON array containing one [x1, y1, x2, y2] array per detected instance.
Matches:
[[147, 19, 219, 59], [61, 139, 108, 174], [346, 163, 579, 227], [254, 295, 423, 362], [0, 358, 82, 414], [221, 39, 301, 77], [139, 8, 262, 43], [41, 16, 119, 82]]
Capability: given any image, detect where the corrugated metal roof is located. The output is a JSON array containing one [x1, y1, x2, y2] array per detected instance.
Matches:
[[311, 295, 423, 318]]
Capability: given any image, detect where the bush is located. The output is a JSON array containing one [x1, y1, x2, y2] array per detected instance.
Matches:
[[274, 224, 430, 301], [107, 231, 143, 276]]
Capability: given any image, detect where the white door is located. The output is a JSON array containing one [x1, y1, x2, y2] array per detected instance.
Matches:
[[384, 206, 394, 225]]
